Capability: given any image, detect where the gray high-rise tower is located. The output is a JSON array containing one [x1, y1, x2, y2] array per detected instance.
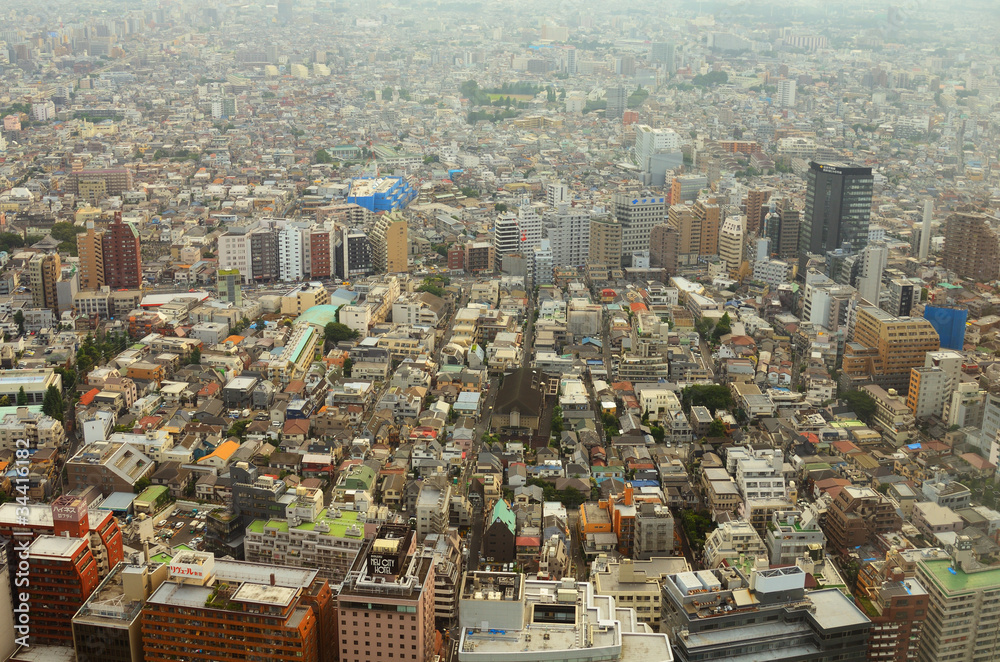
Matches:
[[798, 161, 874, 274]]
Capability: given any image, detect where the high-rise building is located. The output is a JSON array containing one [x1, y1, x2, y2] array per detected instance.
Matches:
[[219, 226, 254, 282], [823, 485, 901, 554], [649, 223, 679, 274], [718, 215, 745, 276], [206, 463, 289, 558], [854, 564, 928, 662], [545, 181, 568, 207], [915, 539, 1000, 662], [458, 571, 673, 662], [544, 204, 589, 267], [614, 193, 667, 262], [906, 366, 949, 419], [216, 269, 243, 306], [309, 228, 336, 279], [141, 550, 337, 662], [28, 252, 61, 312], [77, 221, 106, 290], [942, 210, 1000, 281], [776, 79, 796, 107], [73, 560, 168, 662], [589, 217, 623, 268], [799, 161, 874, 273], [244, 487, 366, 582], [530, 240, 554, 286], [744, 188, 772, 236], [606, 85, 627, 120], [337, 524, 436, 662], [650, 41, 675, 72], [516, 202, 543, 250], [884, 278, 915, 317], [634, 125, 681, 172], [102, 213, 142, 290], [493, 214, 522, 271], [339, 229, 373, 279], [856, 242, 888, 305], [369, 213, 408, 274], [765, 198, 799, 259], [842, 305, 940, 392], [250, 228, 280, 281], [0, 497, 124, 583], [27, 535, 101, 646], [278, 225, 307, 281], [669, 174, 708, 205], [661, 565, 870, 662]]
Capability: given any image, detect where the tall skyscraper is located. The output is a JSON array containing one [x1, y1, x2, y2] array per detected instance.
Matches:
[[589, 217, 623, 268], [493, 214, 521, 271], [278, 225, 307, 282], [744, 188, 772, 236], [27, 536, 101, 646], [606, 85, 627, 120], [942, 210, 1000, 281], [250, 228, 280, 281], [544, 204, 590, 267], [776, 79, 796, 107], [77, 221, 105, 290], [370, 213, 408, 273], [141, 550, 337, 662], [614, 192, 667, 263], [29, 252, 61, 312], [337, 524, 436, 662], [102, 212, 142, 290], [649, 223, 679, 274], [916, 540, 1000, 662], [842, 306, 940, 392], [856, 242, 888, 305], [650, 42, 675, 73], [217, 268, 243, 306], [765, 198, 800, 259], [718, 215, 745, 276], [633, 125, 681, 171], [799, 161, 874, 273]]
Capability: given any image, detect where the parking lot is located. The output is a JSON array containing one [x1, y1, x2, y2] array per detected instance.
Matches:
[[151, 509, 208, 550]]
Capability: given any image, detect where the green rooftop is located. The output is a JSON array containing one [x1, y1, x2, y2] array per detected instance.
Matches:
[[151, 552, 173, 564], [135, 485, 169, 504], [921, 558, 1000, 594], [252, 509, 365, 539]]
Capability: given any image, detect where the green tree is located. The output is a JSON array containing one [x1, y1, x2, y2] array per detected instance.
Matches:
[[494, 203, 508, 213], [133, 477, 151, 494], [842, 389, 877, 425], [0, 395, 9, 406], [54, 367, 76, 391], [16, 386, 27, 406], [551, 405, 564, 436], [228, 419, 251, 440], [681, 385, 733, 412], [188, 348, 202, 365], [343, 358, 353, 377], [42, 385, 63, 421], [13, 310, 24, 337], [707, 419, 728, 438], [324, 322, 359, 345], [314, 149, 334, 164], [713, 312, 732, 341]]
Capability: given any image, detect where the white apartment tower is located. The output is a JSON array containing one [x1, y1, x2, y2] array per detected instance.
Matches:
[[278, 225, 306, 281], [634, 125, 681, 171], [544, 204, 591, 267], [493, 214, 522, 271], [777, 79, 796, 107]]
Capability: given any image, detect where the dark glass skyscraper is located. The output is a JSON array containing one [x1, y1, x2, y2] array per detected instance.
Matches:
[[798, 161, 873, 274]]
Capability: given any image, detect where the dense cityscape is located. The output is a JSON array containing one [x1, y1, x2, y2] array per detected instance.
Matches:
[[0, 0, 1000, 660]]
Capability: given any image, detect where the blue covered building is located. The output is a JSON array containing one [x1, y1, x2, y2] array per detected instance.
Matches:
[[346, 176, 416, 212]]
